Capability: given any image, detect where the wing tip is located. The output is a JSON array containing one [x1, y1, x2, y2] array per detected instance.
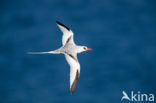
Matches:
[[70, 89, 74, 95], [56, 20, 61, 24], [70, 70, 79, 94], [56, 20, 70, 31]]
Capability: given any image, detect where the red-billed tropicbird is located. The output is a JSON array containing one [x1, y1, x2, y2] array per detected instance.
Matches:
[[28, 21, 92, 94]]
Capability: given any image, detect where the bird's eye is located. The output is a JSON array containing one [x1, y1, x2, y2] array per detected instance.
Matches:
[[83, 47, 86, 50]]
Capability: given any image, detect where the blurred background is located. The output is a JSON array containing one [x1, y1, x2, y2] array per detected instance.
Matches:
[[0, 0, 156, 103]]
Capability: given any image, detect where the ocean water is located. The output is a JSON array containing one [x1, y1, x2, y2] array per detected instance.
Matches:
[[0, 0, 156, 103]]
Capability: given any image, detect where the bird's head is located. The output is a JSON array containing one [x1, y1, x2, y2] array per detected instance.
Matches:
[[77, 46, 92, 53]]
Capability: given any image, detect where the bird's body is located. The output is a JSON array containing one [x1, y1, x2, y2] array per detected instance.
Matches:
[[28, 21, 92, 94]]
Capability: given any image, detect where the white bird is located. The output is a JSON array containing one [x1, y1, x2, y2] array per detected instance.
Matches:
[[28, 21, 92, 94]]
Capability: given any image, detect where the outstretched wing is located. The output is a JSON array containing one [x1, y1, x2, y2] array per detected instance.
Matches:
[[64, 54, 80, 94], [56, 21, 75, 46]]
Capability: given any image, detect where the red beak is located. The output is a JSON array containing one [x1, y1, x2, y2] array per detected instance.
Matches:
[[86, 48, 92, 51]]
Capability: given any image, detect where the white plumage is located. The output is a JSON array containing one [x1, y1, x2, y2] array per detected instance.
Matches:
[[28, 21, 92, 94]]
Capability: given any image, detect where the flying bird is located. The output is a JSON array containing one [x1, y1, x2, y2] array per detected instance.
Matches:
[[28, 21, 92, 94]]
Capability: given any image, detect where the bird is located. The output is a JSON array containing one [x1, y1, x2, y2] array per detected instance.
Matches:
[[28, 21, 92, 94]]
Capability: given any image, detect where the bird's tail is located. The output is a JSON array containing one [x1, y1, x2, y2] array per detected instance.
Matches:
[[27, 50, 60, 54]]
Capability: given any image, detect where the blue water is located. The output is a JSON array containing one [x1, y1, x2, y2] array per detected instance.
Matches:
[[0, 0, 156, 103]]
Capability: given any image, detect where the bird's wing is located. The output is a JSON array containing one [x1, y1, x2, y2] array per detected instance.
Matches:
[[64, 53, 80, 94], [56, 21, 75, 46]]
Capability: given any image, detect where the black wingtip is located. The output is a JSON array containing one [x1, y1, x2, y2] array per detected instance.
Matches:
[[70, 90, 73, 95], [56, 20, 70, 31], [70, 87, 75, 95], [56, 20, 61, 24], [70, 70, 79, 95]]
